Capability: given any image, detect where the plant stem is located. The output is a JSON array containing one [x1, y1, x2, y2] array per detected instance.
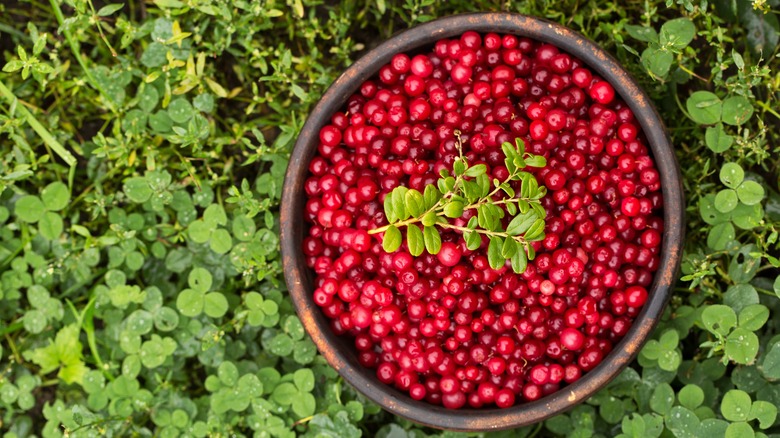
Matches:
[[0, 80, 77, 167], [48, 0, 117, 113], [442, 223, 526, 243]]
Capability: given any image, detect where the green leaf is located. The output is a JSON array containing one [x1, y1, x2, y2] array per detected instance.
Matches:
[[41, 182, 70, 211], [701, 304, 737, 336], [625, 24, 659, 42], [748, 401, 777, 429], [524, 218, 546, 241], [271, 382, 298, 405], [511, 246, 528, 273], [423, 226, 441, 254], [650, 383, 675, 415], [176, 289, 204, 317], [204, 292, 228, 318], [660, 18, 696, 49], [724, 284, 759, 312], [725, 422, 754, 438], [97, 3, 124, 16], [292, 392, 316, 417], [209, 229, 233, 254], [686, 91, 722, 125], [665, 406, 700, 438], [124, 177, 153, 203], [293, 368, 315, 392], [725, 328, 759, 364], [720, 162, 744, 188], [738, 304, 769, 331], [464, 164, 487, 177], [423, 184, 441, 209], [421, 211, 437, 227], [39, 211, 63, 240], [487, 236, 504, 270], [203, 204, 227, 226], [404, 189, 424, 218], [218, 361, 239, 386], [678, 384, 704, 410], [443, 200, 464, 218], [188, 267, 213, 293], [707, 222, 735, 250], [721, 96, 754, 126], [168, 98, 194, 123], [523, 155, 546, 168], [464, 230, 481, 251], [705, 124, 734, 153], [760, 341, 780, 380], [506, 211, 538, 236], [383, 193, 397, 223], [641, 48, 673, 78], [232, 215, 256, 241], [501, 237, 518, 259], [15, 195, 45, 223], [731, 202, 763, 230], [453, 157, 466, 176], [382, 226, 402, 253], [714, 189, 738, 213], [391, 187, 409, 220], [736, 181, 765, 205], [721, 389, 752, 422], [699, 194, 730, 225], [406, 225, 424, 257]]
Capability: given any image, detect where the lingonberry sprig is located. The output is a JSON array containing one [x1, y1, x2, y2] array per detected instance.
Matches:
[[369, 136, 548, 273]]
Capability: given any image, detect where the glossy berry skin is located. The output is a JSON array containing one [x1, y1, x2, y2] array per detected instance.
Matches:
[[303, 30, 664, 410]]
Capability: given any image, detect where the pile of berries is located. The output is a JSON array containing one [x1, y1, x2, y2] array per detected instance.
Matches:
[[302, 31, 663, 409]]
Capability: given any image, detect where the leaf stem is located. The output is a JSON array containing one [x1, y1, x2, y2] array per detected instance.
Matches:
[[442, 223, 527, 243]]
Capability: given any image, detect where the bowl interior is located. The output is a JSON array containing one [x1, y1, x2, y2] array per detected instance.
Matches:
[[280, 12, 684, 431]]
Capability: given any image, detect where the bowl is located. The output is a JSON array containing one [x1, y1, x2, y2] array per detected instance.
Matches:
[[280, 12, 684, 431]]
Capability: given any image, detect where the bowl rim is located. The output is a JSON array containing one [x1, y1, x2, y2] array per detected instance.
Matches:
[[280, 12, 684, 431]]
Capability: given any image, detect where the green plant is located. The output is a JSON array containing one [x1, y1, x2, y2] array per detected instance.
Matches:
[[373, 138, 547, 272], [0, 0, 779, 437]]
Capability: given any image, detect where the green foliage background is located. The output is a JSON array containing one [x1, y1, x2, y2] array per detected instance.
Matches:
[[1, 0, 779, 436]]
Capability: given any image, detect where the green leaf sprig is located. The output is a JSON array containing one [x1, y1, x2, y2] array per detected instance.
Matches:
[[369, 136, 548, 273]]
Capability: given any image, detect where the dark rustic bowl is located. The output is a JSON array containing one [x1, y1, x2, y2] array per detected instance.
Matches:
[[281, 12, 684, 431]]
